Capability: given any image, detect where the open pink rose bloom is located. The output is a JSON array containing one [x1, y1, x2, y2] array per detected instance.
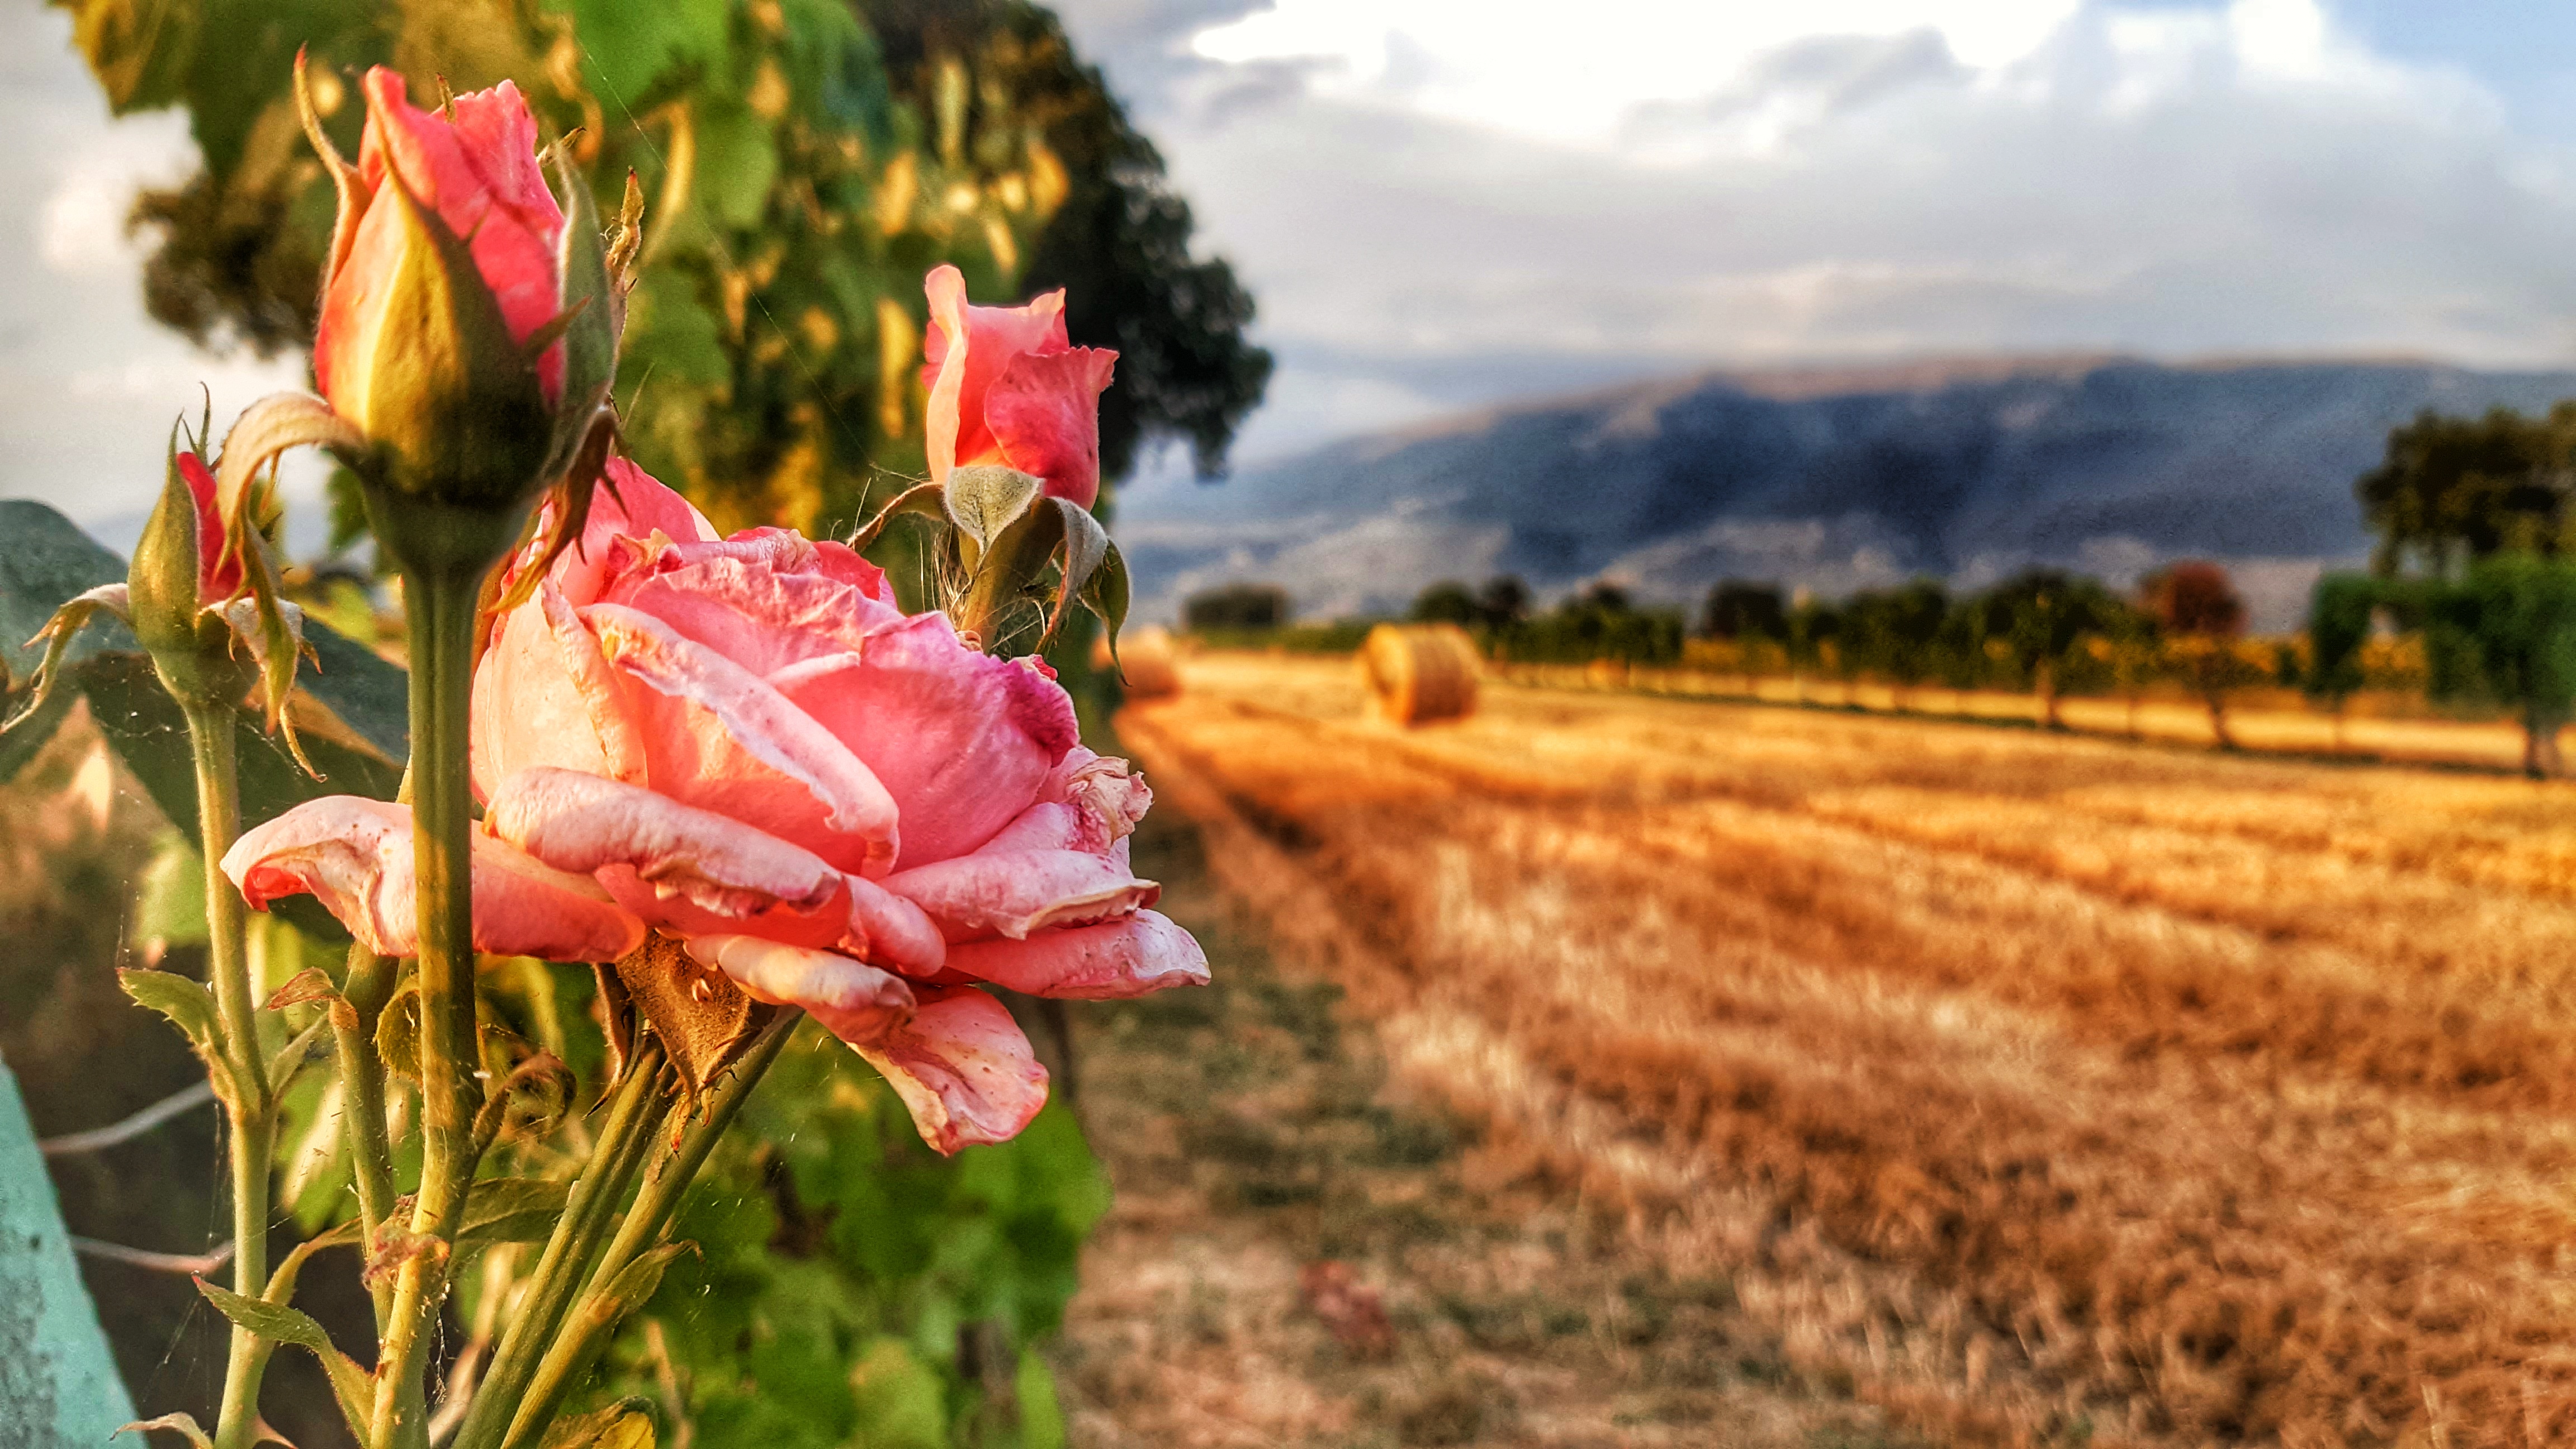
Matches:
[[922, 263, 1119, 509], [224, 462, 1207, 1151]]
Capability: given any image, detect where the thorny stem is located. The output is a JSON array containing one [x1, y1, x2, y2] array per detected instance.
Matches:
[[370, 570, 487, 1449], [449, 1042, 673, 1449], [500, 1015, 799, 1449], [335, 942, 401, 1327], [184, 698, 277, 1449]]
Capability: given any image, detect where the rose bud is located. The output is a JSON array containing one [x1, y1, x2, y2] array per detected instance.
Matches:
[[291, 58, 619, 579], [922, 263, 1117, 510]]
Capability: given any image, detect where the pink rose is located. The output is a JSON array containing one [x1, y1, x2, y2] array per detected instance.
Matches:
[[316, 68, 568, 419], [922, 263, 1118, 509], [224, 462, 1207, 1152]]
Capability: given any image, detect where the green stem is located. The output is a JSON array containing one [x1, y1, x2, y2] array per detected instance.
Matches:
[[448, 1045, 672, 1449], [500, 1016, 799, 1449], [335, 943, 401, 1328], [183, 699, 276, 1449], [370, 570, 487, 1449]]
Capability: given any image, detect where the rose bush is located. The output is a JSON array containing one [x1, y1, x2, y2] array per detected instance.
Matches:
[[225, 460, 1205, 1152], [923, 262, 1119, 509]]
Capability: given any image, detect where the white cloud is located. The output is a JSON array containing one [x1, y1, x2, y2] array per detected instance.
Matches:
[[1095, 0, 2576, 465]]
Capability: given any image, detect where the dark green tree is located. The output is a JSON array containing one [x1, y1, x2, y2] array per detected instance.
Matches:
[[1182, 581, 1287, 631], [1970, 570, 2130, 729], [2305, 572, 2381, 750], [1843, 579, 1950, 708], [1699, 579, 1787, 641], [2359, 404, 2576, 576], [1409, 580, 1479, 626]]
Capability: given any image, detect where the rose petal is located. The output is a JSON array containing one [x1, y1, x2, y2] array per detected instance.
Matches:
[[606, 539, 905, 675], [922, 263, 1071, 484], [220, 795, 643, 962], [484, 766, 843, 926], [684, 934, 915, 1047], [1039, 747, 1152, 854], [851, 986, 1049, 1153], [883, 848, 1158, 942], [988, 346, 1115, 509], [842, 873, 950, 976], [355, 70, 564, 399], [175, 452, 240, 603], [552, 458, 718, 608], [943, 911, 1210, 1000], [769, 612, 1077, 869], [472, 575, 648, 802], [583, 602, 901, 875]]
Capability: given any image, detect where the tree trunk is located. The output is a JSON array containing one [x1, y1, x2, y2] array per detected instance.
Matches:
[[2035, 659, 2061, 731], [2206, 690, 2236, 751], [2523, 704, 2566, 779]]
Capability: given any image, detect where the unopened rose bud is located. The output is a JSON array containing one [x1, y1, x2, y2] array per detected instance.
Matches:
[[304, 62, 618, 577], [922, 263, 1117, 510]]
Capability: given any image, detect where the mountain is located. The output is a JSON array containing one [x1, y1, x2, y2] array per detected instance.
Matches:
[[1113, 356, 2576, 632]]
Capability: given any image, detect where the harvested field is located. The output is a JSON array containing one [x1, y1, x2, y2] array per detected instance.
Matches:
[[1107, 651, 2576, 1448]]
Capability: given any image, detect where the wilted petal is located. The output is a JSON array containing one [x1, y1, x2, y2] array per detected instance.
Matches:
[[769, 612, 1077, 869], [852, 986, 1049, 1153], [944, 911, 1210, 1000], [584, 602, 901, 875], [221, 795, 643, 962], [884, 848, 1158, 941], [472, 575, 648, 802], [1039, 747, 1152, 854], [684, 934, 915, 1047]]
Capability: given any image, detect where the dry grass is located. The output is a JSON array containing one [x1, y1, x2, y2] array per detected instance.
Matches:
[[1109, 651, 2576, 1448]]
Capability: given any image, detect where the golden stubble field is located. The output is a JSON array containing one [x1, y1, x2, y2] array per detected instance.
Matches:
[[1113, 651, 2576, 1449]]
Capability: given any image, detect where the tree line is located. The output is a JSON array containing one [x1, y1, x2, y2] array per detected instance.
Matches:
[[1186, 402, 2576, 776]]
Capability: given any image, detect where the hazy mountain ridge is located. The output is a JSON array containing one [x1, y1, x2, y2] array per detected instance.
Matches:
[[1117, 357, 2576, 631]]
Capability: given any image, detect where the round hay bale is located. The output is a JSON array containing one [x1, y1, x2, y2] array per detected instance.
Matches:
[[1360, 623, 1480, 726], [1095, 624, 1182, 698]]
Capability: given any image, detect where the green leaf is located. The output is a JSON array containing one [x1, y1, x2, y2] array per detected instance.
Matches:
[[193, 1281, 373, 1439], [134, 837, 212, 953], [119, 967, 223, 1062], [1015, 1351, 1067, 1449], [622, 269, 730, 390], [943, 466, 1041, 552], [1081, 536, 1131, 667], [59, 0, 201, 113], [695, 102, 780, 230], [849, 1337, 948, 1449], [0, 500, 131, 684], [554, 0, 727, 100], [959, 497, 1111, 654], [458, 1177, 573, 1245], [376, 979, 422, 1082], [73, 651, 398, 941], [547, 143, 618, 471]]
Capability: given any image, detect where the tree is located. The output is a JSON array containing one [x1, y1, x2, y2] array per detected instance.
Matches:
[[1700, 580, 1786, 641], [1183, 581, 1289, 631], [1971, 570, 2129, 730], [2429, 556, 2576, 777], [2142, 560, 2250, 748], [2358, 404, 2576, 576], [1475, 575, 1532, 630], [2305, 572, 2380, 751], [1844, 579, 1949, 709], [1787, 595, 1844, 704], [1409, 580, 1479, 626]]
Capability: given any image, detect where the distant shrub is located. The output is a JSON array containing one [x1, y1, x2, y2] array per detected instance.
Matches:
[[1185, 582, 1291, 631]]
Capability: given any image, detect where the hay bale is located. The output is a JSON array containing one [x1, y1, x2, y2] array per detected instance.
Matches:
[[1360, 623, 1480, 725], [1095, 623, 1182, 698]]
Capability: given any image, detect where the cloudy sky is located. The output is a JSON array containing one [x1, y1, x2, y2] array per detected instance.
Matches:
[[7, 0, 2576, 532]]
